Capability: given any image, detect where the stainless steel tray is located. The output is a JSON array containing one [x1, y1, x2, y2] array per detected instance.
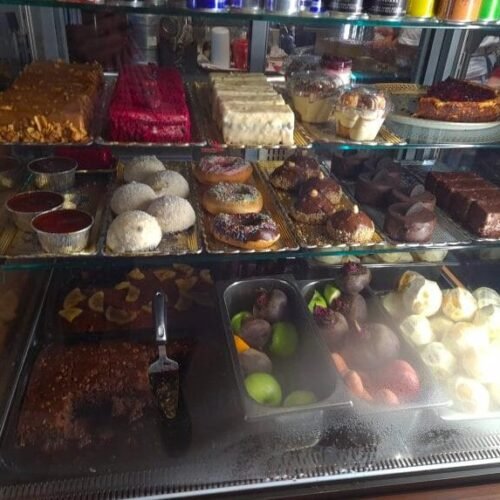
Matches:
[[334, 167, 472, 249], [95, 74, 206, 148], [0, 173, 110, 259], [188, 81, 313, 149], [194, 164, 299, 254], [259, 161, 386, 251], [299, 277, 450, 414], [101, 161, 203, 256], [217, 276, 352, 420]]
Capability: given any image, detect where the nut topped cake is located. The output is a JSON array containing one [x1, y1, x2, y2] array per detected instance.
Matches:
[[416, 78, 500, 122], [0, 61, 102, 143], [108, 65, 191, 143]]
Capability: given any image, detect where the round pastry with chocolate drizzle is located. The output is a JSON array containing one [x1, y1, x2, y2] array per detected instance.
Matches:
[[202, 182, 263, 215], [292, 178, 342, 224], [326, 205, 375, 244], [194, 156, 253, 184], [212, 213, 280, 250], [270, 155, 322, 191]]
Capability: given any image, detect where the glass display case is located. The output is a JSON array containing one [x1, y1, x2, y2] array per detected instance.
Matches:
[[0, 1, 500, 498]]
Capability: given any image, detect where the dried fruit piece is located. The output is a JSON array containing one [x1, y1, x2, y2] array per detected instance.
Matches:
[[58, 307, 83, 323], [153, 269, 176, 282], [88, 291, 104, 313], [63, 288, 86, 309], [199, 269, 214, 285], [114, 281, 130, 291], [173, 263, 195, 276], [142, 302, 152, 314], [176, 277, 198, 291], [105, 306, 137, 325], [128, 268, 145, 281], [125, 285, 140, 303]]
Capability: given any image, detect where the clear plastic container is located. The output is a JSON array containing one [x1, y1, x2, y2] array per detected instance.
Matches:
[[287, 71, 344, 124], [334, 86, 392, 142], [283, 54, 321, 78], [320, 55, 353, 86]]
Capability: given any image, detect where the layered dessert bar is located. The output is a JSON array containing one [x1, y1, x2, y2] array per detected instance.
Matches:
[[0, 61, 102, 143], [435, 178, 494, 210], [466, 199, 500, 238], [449, 188, 499, 222], [108, 65, 191, 143]]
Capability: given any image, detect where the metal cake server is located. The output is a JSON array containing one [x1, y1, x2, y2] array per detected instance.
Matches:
[[149, 290, 179, 420]]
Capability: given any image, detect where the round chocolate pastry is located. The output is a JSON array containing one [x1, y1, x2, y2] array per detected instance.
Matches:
[[212, 213, 280, 250], [331, 151, 370, 180], [253, 288, 288, 323], [326, 205, 375, 244], [384, 202, 437, 243], [389, 184, 436, 212], [270, 161, 322, 192], [298, 177, 342, 205], [365, 157, 401, 180], [355, 167, 401, 208], [312, 306, 349, 351], [202, 183, 263, 215], [339, 262, 371, 294], [283, 151, 319, 170], [292, 184, 338, 224]]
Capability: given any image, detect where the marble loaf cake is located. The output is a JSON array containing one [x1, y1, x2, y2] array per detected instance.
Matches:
[[0, 61, 102, 143], [210, 73, 295, 146], [109, 65, 191, 143]]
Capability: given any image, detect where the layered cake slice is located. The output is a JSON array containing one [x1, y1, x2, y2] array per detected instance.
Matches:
[[108, 65, 191, 143], [466, 199, 500, 238]]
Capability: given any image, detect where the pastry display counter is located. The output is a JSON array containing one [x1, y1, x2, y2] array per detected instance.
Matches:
[[0, 2, 500, 498]]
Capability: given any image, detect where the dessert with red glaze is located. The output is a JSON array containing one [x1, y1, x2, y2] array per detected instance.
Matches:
[[416, 78, 500, 122], [108, 65, 191, 143]]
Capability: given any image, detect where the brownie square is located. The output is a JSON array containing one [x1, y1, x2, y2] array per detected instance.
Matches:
[[435, 179, 493, 210], [466, 199, 500, 238], [448, 187, 500, 222]]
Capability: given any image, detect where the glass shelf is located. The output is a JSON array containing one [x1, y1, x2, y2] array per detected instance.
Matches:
[[3, 0, 500, 30]]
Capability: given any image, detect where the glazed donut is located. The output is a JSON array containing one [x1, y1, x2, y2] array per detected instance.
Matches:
[[194, 156, 253, 184], [212, 213, 280, 250], [202, 183, 263, 215]]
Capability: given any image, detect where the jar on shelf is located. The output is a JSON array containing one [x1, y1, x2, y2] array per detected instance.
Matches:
[[436, 0, 482, 22], [320, 55, 352, 85]]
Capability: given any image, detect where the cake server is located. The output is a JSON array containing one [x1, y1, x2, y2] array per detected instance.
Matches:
[[149, 290, 179, 420]]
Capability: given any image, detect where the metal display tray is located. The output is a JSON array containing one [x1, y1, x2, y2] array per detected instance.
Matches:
[[187, 81, 313, 149], [96, 74, 207, 148], [258, 161, 385, 251], [217, 275, 352, 421], [334, 167, 472, 249], [367, 266, 500, 422], [0, 173, 111, 259], [194, 165, 299, 254], [299, 277, 450, 414], [100, 162, 203, 256]]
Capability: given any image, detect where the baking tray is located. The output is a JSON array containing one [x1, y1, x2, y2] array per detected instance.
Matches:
[[405, 163, 500, 245], [333, 167, 472, 248], [101, 162, 203, 256], [0, 268, 52, 440], [194, 164, 299, 254], [377, 83, 500, 145], [187, 81, 313, 149], [258, 161, 385, 251], [0, 173, 111, 259], [217, 276, 352, 421], [95, 74, 206, 148], [299, 277, 450, 414], [367, 266, 500, 422]]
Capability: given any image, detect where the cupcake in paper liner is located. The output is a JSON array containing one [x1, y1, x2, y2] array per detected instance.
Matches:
[[334, 86, 391, 142]]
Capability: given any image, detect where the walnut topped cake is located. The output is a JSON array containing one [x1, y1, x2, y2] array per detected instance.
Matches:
[[0, 60, 102, 143], [415, 78, 500, 123]]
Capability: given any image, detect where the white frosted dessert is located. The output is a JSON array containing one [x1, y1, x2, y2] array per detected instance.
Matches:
[[123, 155, 165, 183], [472, 287, 500, 309], [145, 170, 189, 199], [110, 182, 157, 215], [421, 342, 457, 380], [442, 288, 477, 321], [147, 195, 195, 234]]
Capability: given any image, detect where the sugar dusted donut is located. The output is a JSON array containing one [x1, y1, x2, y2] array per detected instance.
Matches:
[[147, 195, 195, 234], [212, 213, 280, 250], [194, 156, 252, 184], [202, 183, 263, 215]]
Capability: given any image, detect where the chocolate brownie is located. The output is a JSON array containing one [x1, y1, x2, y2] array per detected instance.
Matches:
[[448, 187, 500, 222], [435, 179, 494, 210], [425, 171, 481, 194], [466, 199, 500, 238]]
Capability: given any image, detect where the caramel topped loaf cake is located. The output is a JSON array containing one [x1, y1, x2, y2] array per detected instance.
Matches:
[[0, 61, 102, 143], [17, 342, 155, 451], [108, 65, 191, 143], [210, 73, 294, 146], [416, 78, 500, 122]]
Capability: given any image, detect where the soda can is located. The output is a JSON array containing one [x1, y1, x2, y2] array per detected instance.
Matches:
[[478, 0, 499, 22], [363, 0, 407, 18], [407, 0, 434, 18], [186, 0, 228, 11], [231, 0, 262, 12], [328, 0, 363, 17], [266, 0, 299, 13], [299, 0, 312, 11], [302, 0, 326, 16]]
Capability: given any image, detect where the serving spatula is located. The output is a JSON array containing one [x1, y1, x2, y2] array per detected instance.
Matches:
[[148, 290, 179, 420]]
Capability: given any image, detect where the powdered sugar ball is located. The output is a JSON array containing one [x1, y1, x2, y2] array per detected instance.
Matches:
[[145, 170, 189, 198], [110, 182, 157, 215], [147, 195, 195, 234], [123, 156, 165, 183]]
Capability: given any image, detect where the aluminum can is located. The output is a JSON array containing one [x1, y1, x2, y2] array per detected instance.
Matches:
[[328, 0, 363, 16], [303, 0, 326, 15], [186, 0, 228, 11], [478, 0, 500, 21], [231, 0, 262, 12], [299, 0, 312, 10], [436, 0, 482, 21], [407, 0, 435, 17], [266, 0, 299, 13], [363, 0, 407, 17]]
